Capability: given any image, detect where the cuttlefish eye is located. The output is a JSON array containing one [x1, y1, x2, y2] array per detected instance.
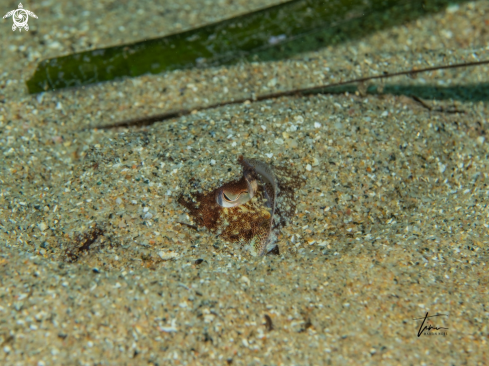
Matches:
[[223, 191, 246, 202], [216, 165, 258, 208], [216, 189, 252, 208]]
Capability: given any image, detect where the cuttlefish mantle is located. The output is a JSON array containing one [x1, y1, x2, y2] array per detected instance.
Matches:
[[178, 156, 278, 256]]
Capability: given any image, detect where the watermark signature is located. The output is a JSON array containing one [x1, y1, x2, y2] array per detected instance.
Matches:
[[3, 3, 37, 32], [414, 312, 449, 337]]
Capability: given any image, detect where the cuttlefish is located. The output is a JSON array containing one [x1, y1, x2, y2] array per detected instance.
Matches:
[[178, 156, 278, 256]]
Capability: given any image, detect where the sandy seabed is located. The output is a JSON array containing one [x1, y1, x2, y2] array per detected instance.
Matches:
[[1, 0, 489, 365]]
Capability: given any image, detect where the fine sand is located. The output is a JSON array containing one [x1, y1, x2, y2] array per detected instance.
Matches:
[[1, 1, 489, 365]]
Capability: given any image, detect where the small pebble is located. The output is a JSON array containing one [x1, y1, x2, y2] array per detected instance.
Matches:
[[240, 275, 251, 286], [159, 326, 178, 333], [158, 251, 179, 260]]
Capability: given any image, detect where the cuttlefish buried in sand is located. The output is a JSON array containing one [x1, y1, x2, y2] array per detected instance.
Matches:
[[178, 156, 281, 256]]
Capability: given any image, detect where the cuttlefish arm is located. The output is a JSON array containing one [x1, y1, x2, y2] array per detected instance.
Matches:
[[238, 155, 278, 255], [238, 156, 277, 214]]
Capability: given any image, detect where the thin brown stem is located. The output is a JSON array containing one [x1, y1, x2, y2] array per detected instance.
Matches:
[[176, 221, 198, 230], [93, 59, 489, 130], [411, 95, 433, 110]]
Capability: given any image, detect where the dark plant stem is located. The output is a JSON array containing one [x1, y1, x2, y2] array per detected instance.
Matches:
[[93, 59, 489, 130]]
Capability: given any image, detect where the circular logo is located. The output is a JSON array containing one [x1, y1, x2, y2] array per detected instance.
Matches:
[[12, 9, 28, 28]]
